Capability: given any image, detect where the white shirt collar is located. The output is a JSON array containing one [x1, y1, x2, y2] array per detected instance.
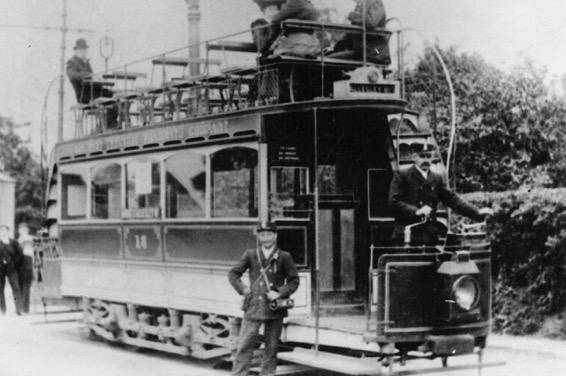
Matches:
[[261, 245, 275, 259], [414, 164, 429, 179]]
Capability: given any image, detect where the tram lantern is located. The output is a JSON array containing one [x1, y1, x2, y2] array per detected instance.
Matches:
[[435, 251, 481, 322]]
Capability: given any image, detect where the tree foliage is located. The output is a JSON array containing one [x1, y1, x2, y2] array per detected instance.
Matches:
[[405, 46, 566, 192], [461, 189, 566, 337], [0, 116, 45, 230]]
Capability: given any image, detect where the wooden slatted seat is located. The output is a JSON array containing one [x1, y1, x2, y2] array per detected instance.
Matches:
[[208, 40, 258, 53], [281, 19, 391, 38], [102, 71, 148, 80], [220, 65, 258, 76], [264, 55, 369, 69], [113, 90, 141, 100], [151, 56, 222, 67], [91, 96, 117, 106]]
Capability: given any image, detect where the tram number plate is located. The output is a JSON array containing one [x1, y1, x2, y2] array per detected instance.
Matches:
[[124, 227, 161, 259]]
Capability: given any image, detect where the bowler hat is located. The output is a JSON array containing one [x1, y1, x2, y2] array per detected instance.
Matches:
[[74, 38, 89, 49], [253, 0, 285, 9], [257, 221, 277, 233]]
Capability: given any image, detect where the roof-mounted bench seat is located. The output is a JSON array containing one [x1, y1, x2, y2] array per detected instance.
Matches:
[[151, 56, 222, 67], [102, 71, 148, 80], [264, 55, 381, 69], [220, 65, 258, 76], [208, 40, 258, 53], [281, 19, 391, 39]]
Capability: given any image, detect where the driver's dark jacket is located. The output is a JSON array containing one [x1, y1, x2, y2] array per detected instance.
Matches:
[[229, 247, 299, 320], [388, 166, 483, 241]]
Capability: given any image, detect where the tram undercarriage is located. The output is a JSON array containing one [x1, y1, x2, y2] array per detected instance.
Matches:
[[81, 297, 496, 375]]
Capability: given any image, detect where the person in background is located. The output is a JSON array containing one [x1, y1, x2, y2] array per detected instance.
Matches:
[[261, 0, 321, 58], [251, 1, 284, 51], [328, 0, 391, 65], [0, 224, 23, 315], [66, 38, 118, 129], [17, 223, 34, 314], [229, 221, 299, 376], [389, 149, 494, 247]]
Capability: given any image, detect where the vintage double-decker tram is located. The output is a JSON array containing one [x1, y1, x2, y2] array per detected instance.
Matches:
[[39, 15, 493, 375]]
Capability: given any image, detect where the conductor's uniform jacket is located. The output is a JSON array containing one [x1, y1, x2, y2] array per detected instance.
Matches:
[[229, 247, 299, 320], [389, 166, 483, 243]]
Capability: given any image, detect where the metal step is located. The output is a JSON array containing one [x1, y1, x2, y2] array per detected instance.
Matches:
[[250, 364, 314, 375], [318, 303, 365, 316], [278, 347, 381, 375]]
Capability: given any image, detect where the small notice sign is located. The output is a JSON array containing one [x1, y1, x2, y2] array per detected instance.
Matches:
[[121, 207, 160, 219]]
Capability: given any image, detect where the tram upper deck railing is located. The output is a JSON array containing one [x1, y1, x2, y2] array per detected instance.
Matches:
[[67, 20, 402, 141]]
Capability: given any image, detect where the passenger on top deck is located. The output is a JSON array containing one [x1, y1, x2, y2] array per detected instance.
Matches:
[[66, 38, 119, 129], [260, 0, 321, 59], [251, 1, 284, 51], [328, 0, 391, 65]]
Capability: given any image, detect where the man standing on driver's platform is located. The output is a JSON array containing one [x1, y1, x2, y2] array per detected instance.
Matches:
[[229, 221, 299, 376], [389, 148, 493, 246]]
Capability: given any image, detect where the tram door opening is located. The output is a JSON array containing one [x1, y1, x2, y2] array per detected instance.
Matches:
[[316, 110, 393, 306], [264, 109, 393, 308], [319, 206, 355, 294], [317, 149, 360, 304]]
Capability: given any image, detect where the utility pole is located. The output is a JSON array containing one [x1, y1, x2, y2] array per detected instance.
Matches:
[[185, 0, 201, 76], [57, 0, 67, 143], [0, 0, 94, 143]]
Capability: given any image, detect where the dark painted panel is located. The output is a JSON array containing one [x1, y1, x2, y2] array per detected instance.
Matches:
[[276, 226, 307, 267], [124, 226, 162, 261], [376, 252, 492, 341], [60, 226, 122, 258], [164, 226, 256, 263]]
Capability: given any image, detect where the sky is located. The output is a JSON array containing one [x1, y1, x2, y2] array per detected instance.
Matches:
[[0, 0, 565, 154]]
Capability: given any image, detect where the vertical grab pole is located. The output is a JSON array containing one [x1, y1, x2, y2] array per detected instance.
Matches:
[[259, 143, 269, 222], [362, 0, 367, 65], [313, 108, 321, 354], [320, 23, 325, 98]]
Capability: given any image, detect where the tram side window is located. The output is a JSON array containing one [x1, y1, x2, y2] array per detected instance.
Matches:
[[61, 169, 88, 220], [126, 160, 160, 214], [317, 152, 357, 195], [165, 152, 206, 218], [91, 163, 121, 219], [270, 166, 309, 219], [211, 147, 258, 218]]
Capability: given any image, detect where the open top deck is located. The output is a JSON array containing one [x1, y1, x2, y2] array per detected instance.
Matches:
[[64, 20, 403, 142]]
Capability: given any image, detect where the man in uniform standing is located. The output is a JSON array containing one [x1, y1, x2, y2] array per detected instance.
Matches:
[[229, 221, 299, 376]]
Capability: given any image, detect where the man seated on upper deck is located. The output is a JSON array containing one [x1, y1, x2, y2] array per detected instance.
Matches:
[[260, 0, 321, 59], [327, 0, 391, 65], [251, 1, 284, 51], [66, 38, 118, 129]]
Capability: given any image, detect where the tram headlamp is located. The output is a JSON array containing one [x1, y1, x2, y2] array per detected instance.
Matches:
[[435, 251, 482, 322], [452, 275, 480, 311]]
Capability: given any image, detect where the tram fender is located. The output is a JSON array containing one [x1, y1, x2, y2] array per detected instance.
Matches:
[[418, 334, 475, 356]]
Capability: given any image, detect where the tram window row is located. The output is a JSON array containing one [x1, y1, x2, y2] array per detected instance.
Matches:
[[61, 145, 260, 221]]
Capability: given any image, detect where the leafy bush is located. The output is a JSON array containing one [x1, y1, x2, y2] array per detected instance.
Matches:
[[459, 189, 566, 336]]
